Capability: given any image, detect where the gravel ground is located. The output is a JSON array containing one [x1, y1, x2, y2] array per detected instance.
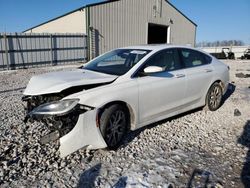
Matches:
[[0, 60, 250, 188]]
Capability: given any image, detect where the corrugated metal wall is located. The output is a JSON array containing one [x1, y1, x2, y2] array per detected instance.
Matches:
[[89, 0, 196, 57], [0, 33, 87, 70]]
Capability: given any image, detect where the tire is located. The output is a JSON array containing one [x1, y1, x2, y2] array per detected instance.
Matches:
[[99, 104, 128, 148], [205, 83, 223, 111]]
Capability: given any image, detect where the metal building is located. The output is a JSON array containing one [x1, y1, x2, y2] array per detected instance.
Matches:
[[24, 0, 197, 59]]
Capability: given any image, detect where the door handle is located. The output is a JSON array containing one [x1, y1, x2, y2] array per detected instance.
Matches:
[[175, 74, 185, 78], [205, 69, 213, 73]]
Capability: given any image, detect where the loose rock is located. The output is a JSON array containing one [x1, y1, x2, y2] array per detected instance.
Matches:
[[0, 61, 250, 187]]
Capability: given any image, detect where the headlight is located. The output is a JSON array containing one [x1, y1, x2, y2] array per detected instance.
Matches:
[[29, 99, 80, 116]]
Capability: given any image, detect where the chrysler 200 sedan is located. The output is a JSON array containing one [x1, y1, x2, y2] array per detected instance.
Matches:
[[22, 45, 229, 157]]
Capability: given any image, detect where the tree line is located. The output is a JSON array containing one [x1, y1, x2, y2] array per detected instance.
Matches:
[[196, 40, 245, 47]]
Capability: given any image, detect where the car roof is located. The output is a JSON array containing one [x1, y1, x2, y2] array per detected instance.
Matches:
[[120, 44, 195, 51], [119, 44, 214, 59]]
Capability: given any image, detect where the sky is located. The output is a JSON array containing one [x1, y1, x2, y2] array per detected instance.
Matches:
[[0, 0, 249, 44]]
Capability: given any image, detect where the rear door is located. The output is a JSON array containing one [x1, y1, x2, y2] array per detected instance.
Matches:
[[136, 48, 186, 124], [178, 48, 213, 106]]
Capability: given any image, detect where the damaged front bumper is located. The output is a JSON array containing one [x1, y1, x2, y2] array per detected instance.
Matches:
[[23, 99, 107, 157], [59, 109, 107, 157]]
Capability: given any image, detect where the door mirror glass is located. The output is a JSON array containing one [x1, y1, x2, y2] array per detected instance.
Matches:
[[144, 66, 164, 74]]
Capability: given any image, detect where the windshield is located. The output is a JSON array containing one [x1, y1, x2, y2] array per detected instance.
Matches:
[[83, 49, 151, 75]]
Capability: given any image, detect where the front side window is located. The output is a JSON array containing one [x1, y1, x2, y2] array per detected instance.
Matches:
[[84, 49, 151, 75], [179, 48, 210, 68], [141, 48, 182, 72]]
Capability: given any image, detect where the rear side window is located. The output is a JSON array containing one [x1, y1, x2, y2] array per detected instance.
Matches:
[[179, 48, 211, 68]]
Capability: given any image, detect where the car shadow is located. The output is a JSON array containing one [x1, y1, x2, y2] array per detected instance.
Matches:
[[221, 83, 235, 106], [238, 120, 250, 187], [77, 163, 101, 188], [120, 107, 203, 149]]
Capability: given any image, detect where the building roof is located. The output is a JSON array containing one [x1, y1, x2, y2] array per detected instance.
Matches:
[[23, 0, 197, 33]]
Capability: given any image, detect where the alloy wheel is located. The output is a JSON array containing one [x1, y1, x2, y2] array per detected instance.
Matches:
[[209, 85, 222, 110], [105, 110, 126, 147]]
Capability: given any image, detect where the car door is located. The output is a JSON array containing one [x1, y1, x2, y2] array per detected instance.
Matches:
[[178, 48, 213, 106], [136, 48, 186, 124]]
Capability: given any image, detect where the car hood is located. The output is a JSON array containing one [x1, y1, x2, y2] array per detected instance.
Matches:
[[23, 69, 118, 95]]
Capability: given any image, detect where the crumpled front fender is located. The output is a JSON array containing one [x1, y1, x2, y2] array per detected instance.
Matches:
[[59, 109, 107, 157]]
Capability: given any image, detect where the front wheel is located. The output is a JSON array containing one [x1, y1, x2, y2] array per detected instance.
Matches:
[[99, 104, 128, 148], [205, 83, 223, 111]]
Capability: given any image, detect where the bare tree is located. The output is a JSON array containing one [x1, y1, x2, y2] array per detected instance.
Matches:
[[196, 40, 245, 47]]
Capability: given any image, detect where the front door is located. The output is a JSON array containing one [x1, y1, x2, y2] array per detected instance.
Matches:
[[136, 48, 186, 124]]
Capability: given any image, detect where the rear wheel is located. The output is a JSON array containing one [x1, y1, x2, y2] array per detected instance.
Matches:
[[205, 83, 223, 111], [99, 104, 128, 148]]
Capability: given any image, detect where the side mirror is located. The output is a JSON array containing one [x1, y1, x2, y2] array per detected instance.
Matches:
[[144, 66, 164, 74]]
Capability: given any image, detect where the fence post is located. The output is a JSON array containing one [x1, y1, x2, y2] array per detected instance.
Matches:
[[4, 33, 10, 70], [50, 34, 53, 65]]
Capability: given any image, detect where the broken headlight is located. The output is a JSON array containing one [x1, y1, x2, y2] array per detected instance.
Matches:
[[29, 99, 80, 116]]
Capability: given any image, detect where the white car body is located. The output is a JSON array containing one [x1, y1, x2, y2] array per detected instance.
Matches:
[[23, 45, 229, 157]]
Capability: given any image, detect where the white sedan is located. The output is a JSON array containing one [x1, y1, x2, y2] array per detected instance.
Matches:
[[22, 45, 229, 157]]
